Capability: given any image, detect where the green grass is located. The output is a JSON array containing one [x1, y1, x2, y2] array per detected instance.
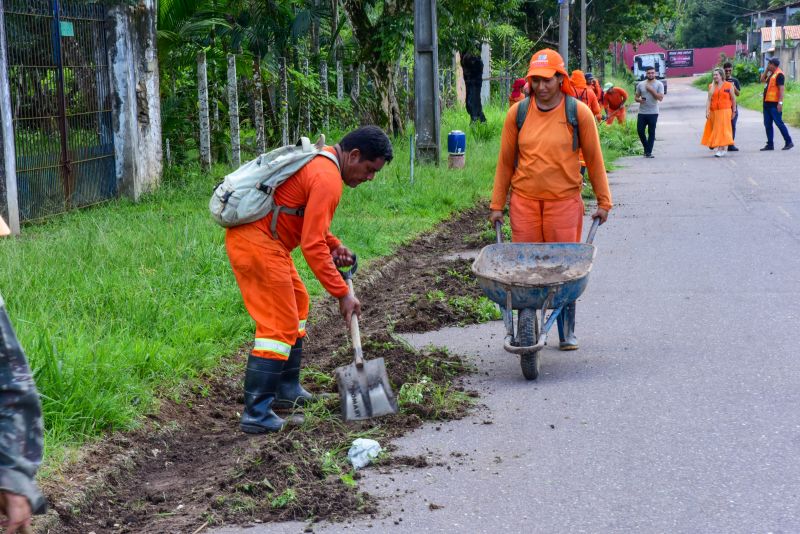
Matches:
[[0, 102, 639, 461]]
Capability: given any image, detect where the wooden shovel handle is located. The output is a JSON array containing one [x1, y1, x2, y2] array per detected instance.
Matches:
[[346, 279, 364, 369]]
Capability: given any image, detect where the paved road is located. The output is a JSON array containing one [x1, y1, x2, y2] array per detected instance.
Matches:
[[213, 78, 800, 533]]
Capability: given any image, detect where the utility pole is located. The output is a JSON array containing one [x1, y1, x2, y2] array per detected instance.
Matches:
[[559, 0, 569, 65], [580, 0, 587, 71], [414, 0, 440, 164]]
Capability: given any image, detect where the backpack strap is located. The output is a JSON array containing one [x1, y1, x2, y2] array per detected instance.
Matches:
[[268, 150, 340, 239], [564, 95, 580, 152], [515, 95, 580, 154]]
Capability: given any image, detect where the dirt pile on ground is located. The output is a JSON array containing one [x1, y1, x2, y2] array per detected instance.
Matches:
[[45, 207, 497, 534]]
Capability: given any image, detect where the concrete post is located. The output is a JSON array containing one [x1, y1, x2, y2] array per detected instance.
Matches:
[[0, 0, 19, 234], [480, 41, 490, 107], [559, 0, 570, 65], [414, 0, 440, 164], [107, 0, 163, 198]]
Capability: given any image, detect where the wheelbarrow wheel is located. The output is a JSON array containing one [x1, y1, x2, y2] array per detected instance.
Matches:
[[518, 308, 540, 380]]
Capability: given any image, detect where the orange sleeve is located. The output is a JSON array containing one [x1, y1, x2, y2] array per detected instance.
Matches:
[[300, 174, 349, 299], [325, 231, 342, 251], [576, 104, 612, 211], [619, 88, 629, 102], [490, 104, 521, 211]]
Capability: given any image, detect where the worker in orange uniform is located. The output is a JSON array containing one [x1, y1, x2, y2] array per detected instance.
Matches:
[[570, 70, 603, 119], [490, 49, 612, 351], [226, 126, 393, 434], [509, 78, 527, 106], [586, 72, 603, 103], [603, 82, 628, 125]]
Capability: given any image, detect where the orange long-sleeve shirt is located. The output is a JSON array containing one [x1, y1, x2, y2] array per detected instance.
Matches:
[[491, 97, 613, 212], [603, 88, 628, 111], [252, 147, 349, 298]]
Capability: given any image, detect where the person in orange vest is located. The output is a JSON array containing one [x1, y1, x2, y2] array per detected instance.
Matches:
[[225, 126, 393, 433], [585, 72, 603, 103], [509, 78, 527, 106], [603, 82, 628, 125], [570, 70, 603, 120], [701, 68, 736, 157], [759, 58, 793, 151], [490, 49, 612, 351]]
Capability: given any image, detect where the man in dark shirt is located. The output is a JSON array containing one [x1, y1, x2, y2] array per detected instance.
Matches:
[[759, 57, 793, 151], [461, 52, 486, 123], [723, 62, 741, 151]]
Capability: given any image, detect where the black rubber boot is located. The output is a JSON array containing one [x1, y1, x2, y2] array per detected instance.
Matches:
[[274, 338, 315, 409], [240, 355, 286, 434], [557, 302, 579, 351]]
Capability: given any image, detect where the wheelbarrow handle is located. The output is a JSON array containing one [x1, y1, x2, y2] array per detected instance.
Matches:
[[586, 217, 600, 245], [494, 221, 503, 244]]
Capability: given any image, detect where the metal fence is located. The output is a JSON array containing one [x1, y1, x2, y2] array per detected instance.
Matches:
[[3, 0, 115, 221]]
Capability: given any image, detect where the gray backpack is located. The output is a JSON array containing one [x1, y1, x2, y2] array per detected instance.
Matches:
[[209, 136, 339, 232]]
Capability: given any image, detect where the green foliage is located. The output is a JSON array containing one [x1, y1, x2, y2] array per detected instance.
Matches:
[[447, 296, 502, 323], [270, 488, 297, 509], [469, 119, 501, 142]]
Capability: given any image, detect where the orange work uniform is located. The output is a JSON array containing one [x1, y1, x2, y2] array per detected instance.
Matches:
[[491, 97, 613, 243], [587, 79, 603, 102], [225, 147, 349, 361], [701, 81, 735, 147], [603, 88, 628, 125]]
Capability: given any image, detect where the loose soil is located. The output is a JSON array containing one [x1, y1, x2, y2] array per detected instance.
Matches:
[[42, 206, 498, 534]]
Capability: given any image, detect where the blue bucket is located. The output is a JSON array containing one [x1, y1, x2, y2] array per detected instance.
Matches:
[[447, 130, 466, 155]]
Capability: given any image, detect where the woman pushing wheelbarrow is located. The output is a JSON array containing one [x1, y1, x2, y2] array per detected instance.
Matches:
[[485, 49, 612, 376]]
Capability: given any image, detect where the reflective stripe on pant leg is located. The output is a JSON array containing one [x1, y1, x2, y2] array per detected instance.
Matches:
[[253, 338, 292, 360], [541, 194, 584, 243], [225, 225, 299, 360], [509, 192, 545, 243]]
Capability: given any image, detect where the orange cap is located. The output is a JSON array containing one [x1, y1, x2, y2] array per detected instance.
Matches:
[[527, 49, 573, 94], [570, 69, 587, 89]]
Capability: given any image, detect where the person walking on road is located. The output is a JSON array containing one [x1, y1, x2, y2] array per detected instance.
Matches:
[[489, 49, 612, 351], [723, 62, 741, 151], [225, 126, 393, 434], [701, 68, 736, 157], [634, 66, 665, 158], [760, 58, 793, 151], [603, 82, 628, 125], [0, 224, 48, 533]]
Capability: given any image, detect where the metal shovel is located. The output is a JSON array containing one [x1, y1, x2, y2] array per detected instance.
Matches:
[[334, 259, 398, 421]]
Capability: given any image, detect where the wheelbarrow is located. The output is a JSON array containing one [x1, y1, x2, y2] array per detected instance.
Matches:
[[471, 219, 600, 380]]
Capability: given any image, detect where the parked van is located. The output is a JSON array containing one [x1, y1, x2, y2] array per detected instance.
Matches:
[[633, 53, 668, 94]]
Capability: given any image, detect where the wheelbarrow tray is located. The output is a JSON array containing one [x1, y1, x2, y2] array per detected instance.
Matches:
[[471, 242, 596, 310]]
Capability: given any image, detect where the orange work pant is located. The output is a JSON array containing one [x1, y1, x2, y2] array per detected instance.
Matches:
[[606, 107, 626, 125], [225, 223, 309, 361], [509, 192, 584, 243]]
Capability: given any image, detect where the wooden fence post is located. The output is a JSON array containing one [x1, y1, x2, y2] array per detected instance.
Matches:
[[227, 53, 241, 167], [197, 50, 211, 172], [320, 59, 329, 128], [304, 58, 311, 134], [279, 57, 289, 145], [253, 57, 265, 154]]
